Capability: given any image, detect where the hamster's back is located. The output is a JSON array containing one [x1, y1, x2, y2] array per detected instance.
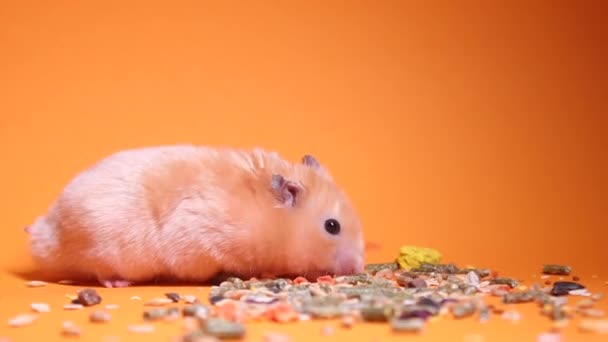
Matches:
[[27, 144, 289, 281]]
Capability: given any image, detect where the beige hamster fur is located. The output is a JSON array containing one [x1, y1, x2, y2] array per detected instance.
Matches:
[[26, 145, 365, 287]]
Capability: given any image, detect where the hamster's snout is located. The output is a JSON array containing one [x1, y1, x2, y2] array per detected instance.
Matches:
[[335, 248, 364, 275]]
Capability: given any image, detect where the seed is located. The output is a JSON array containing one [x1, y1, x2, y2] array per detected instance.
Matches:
[[183, 304, 211, 319], [374, 268, 394, 279], [26, 280, 47, 287], [578, 308, 605, 318], [361, 305, 390, 321], [182, 331, 221, 342], [576, 299, 595, 309], [202, 318, 246, 339], [63, 304, 84, 310], [502, 291, 536, 304], [452, 301, 476, 318], [464, 271, 480, 287], [579, 319, 608, 333], [30, 302, 50, 313], [105, 304, 119, 310], [536, 333, 562, 342], [89, 310, 111, 323], [130, 296, 141, 301], [262, 332, 292, 342], [61, 321, 81, 336], [551, 281, 585, 296], [143, 308, 169, 321], [58, 280, 77, 285], [144, 297, 173, 306], [76, 288, 102, 306], [182, 295, 198, 304], [165, 292, 180, 302], [491, 277, 518, 288], [128, 324, 155, 333], [501, 310, 521, 322], [364, 262, 399, 274], [8, 314, 37, 327], [320, 325, 334, 336], [390, 317, 425, 332], [542, 265, 572, 276], [341, 315, 355, 328]]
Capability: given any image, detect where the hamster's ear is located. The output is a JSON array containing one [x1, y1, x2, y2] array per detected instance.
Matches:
[[302, 155, 321, 169], [271, 174, 301, 207], [302, 154, 333, 180]]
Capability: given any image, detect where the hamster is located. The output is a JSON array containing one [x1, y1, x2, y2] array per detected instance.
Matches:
[[26, 145, 365, 287]]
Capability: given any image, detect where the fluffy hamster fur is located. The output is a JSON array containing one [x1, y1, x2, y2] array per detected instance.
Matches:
[[27, 145, 365, 287]]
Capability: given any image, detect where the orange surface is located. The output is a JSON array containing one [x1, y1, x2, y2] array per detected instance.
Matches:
[[1, 0, 607, 341]]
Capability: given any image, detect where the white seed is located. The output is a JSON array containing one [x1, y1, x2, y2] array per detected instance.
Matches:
[[30, 303, 50, 313], [26, 280, 47, 288], [105, 304, 120, 310], [8, 314, 37, 327], [62, 321, 81, 336], [537, 333, 561, 342], [501, 310, 521, 322], [89, 310, 112, 323], [263, 332, 292, 342], [540, 275, 550, 279], [63, 303, 84, 310], [130, 296, 142, 301], [579, 319, 608, 333], [320, 325, 334, 336], [578, 308, 605, 318], [128, 324, 155, 333], [181, 295, 198, 304], [464, 271, 480, 287]]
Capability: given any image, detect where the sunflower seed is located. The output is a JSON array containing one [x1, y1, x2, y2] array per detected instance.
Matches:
[[165, 292, 180, 302], [76, 288, 102, 306]]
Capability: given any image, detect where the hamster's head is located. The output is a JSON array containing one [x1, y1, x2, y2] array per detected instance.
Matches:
[[269, 154, 365, 279]]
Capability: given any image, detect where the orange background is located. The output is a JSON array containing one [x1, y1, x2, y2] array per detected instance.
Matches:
[[0, 1, 607, 341]]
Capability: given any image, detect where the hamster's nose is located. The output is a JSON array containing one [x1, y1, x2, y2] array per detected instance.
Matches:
[[336, 250, 364, 275]]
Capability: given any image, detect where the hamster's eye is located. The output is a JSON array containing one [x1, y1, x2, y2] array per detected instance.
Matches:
[[324, 218, 341, 235]]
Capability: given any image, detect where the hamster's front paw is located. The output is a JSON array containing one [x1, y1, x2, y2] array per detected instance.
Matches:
[[100, 279, 132, 288]]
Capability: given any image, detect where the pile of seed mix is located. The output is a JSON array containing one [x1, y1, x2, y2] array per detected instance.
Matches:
[[6, 253, 608, 341]]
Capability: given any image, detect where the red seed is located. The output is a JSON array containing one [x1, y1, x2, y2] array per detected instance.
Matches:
[[316, 275, 335, 285], [293, 277, 308, 285]]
